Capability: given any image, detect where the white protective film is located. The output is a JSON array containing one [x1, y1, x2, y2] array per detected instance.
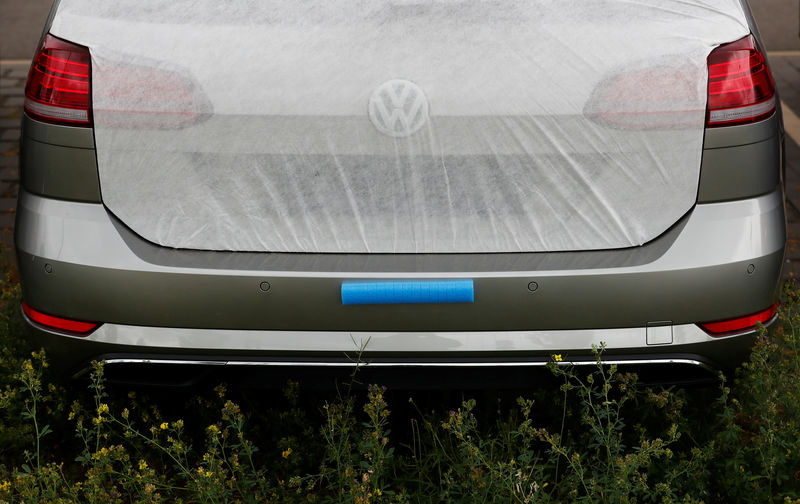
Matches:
[[51, 0, 749, 253]]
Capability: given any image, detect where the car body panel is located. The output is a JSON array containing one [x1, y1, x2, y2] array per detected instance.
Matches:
[[30, 318, 759, 380], [16, 187, 784, 333], [15, 0, 787, 381], [44, 0, 751, 254]]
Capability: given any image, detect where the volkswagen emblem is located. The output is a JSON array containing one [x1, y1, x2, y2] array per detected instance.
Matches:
[[368, 79, 429, 138]]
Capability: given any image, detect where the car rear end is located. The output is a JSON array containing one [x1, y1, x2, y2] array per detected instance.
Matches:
[[16, 0, 785, 385]]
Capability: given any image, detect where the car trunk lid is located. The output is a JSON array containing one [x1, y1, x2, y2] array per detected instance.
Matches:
[[50, 0, 750, 253]]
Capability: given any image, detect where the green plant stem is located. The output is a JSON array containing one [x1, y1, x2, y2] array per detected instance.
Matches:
[[603, 370, 613, 475], [32, 399, 39, 471], [111, 416, 196, 484], [555, 374, 568, 485], [21, 370, 42, 472]]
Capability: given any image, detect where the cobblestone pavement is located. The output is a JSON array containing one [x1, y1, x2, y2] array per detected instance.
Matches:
[[771, 54, 800, 279], [0, 62, 24, 251], [1, 56, 799, 277]]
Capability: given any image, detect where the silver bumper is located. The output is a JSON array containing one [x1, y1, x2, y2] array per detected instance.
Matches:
[[15, 187, 785, 374]]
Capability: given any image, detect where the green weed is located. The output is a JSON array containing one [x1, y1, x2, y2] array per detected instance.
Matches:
[[0, 276, 799, 503]]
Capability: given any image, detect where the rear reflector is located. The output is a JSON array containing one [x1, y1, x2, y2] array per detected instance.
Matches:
[[22, 302, 99, 335], [24, 34, 92, 126], [699, 302, 779, 336], [342, 280, 474, 305], [707, 34, 775, 127]]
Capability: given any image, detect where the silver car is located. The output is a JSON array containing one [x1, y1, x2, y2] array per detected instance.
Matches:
[[16, 0, 785, 384]]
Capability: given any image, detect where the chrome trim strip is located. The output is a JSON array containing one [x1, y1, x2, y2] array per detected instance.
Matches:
[[104, 358, 228, 367], [95, 357, 716, 373]]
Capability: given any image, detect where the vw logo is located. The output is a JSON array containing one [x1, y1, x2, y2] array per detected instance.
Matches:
[[368, 79, 429, 137]]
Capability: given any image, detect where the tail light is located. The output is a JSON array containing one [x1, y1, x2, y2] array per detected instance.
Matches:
[[583, 65, 696, 129], [22, 302, 100, 336], [699, 302, 779, 336], [24, 34, 92, 127], [95, 59, 211, 129], [706, 34, 775, 127]]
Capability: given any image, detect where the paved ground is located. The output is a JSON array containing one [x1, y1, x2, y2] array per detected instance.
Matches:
[[0, 62, 23, 250], [0, 0, 52, 61], [773, 55, 800, 278], [0, 1, 799, 278], [749, 0, 800, 51]]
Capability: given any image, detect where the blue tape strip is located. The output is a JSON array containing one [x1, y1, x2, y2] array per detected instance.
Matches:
[[341, 280, 474, 306]]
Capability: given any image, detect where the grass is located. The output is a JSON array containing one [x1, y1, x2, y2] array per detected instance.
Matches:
[[0, 270, 800, 503]]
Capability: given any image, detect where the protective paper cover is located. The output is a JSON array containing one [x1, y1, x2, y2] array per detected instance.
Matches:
[[50, 0, 749, 253]]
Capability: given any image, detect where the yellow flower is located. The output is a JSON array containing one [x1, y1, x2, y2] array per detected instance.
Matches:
[[97, 404, 109, 415], [68, 411, 75, 421], [24, 362, 33, 371], [0, 481, 10, 492], [282, 447, 293, 459], [553, 354, 563, 362], [207, 424, 220, 436], [91, 447, 109, 460], [160, 422, 169, 430], [214, 384, 227, 398], [138, 460, 148, 471]]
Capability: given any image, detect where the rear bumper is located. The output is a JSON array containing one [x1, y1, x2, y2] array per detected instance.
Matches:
[[27, 315, 762, 381], [15, 187, 785, 377]]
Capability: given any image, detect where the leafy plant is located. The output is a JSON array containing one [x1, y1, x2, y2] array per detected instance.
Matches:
[[1, 279, 800, 503]]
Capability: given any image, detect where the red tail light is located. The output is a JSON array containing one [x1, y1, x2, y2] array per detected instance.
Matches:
[[22, 302, 100, 336], [707, 34, 775, 127], [95, 58, 212, 129], [24, 34, 92, 127], [699, 302, 779, 336]]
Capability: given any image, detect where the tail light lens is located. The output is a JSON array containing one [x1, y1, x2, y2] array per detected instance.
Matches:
[[24, 34, 92, 127], [22, 302, 100, 336], [95, 60, 211, 129], [583, 63, 698, 130], [707, 34, 775, 127], [699, 302, 779, 336]]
